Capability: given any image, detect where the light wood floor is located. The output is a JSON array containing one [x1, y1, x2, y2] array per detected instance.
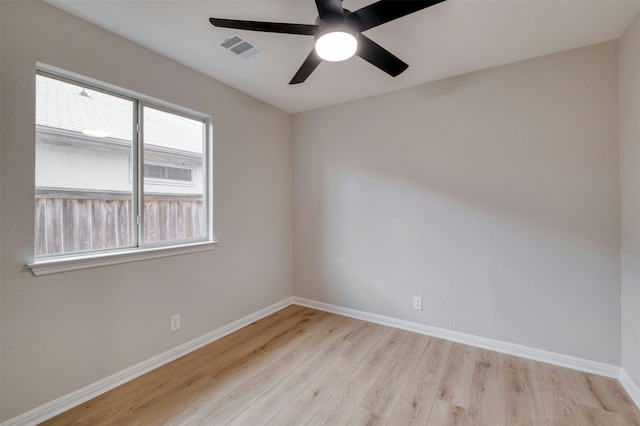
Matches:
[[42, 305, 640, 425]]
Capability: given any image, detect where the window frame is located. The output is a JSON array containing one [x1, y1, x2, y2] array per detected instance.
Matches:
[[28, 64, 216, 276]]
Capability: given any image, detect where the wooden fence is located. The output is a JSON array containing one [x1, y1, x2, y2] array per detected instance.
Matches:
[[35, 190, 204, 256]]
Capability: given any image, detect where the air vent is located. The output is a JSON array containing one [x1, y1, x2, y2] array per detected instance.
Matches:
[[217, 33, 264, 60]]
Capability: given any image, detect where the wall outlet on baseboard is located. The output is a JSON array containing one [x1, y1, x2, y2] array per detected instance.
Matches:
[[170, 314, 181, 332], [413, 296, 423, 311]]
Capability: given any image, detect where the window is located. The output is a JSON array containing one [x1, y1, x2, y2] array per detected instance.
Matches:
[[144, 164, 193, 183], [33, 70, 213, 267]]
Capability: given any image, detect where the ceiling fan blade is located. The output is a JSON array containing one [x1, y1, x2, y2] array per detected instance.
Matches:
[[315, 0, 345, 22], [289, 50, 323, 84], [348, 0, 446, 32], [356, 34, 408, 77], [209, 18, 318, 35]]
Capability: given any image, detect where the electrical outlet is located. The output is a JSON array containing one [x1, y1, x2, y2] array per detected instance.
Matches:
[[413, 296, 423, 311], [170, 314, 181, 332]]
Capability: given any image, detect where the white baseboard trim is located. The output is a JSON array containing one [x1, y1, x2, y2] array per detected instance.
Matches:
[[292, 297, 621, 379], [1, 297, 294, 426], [5, 295, 635, 426], [620, 368, 640, 409]]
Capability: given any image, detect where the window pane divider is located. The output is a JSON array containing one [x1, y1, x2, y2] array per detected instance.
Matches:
[[133, 100, 141, 248], [136, 101, 144, 248]]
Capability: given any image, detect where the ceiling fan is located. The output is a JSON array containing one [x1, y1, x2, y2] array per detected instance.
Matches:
[[209, 0, 446, 85]]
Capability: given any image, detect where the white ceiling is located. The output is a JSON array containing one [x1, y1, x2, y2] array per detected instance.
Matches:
[[45, 0, 640, 114]]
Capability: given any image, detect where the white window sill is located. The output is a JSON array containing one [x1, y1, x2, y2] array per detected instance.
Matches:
[[27, 241, 219, 276]]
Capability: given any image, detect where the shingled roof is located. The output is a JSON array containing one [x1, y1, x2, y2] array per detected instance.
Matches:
[[36, 75, 203, 154]]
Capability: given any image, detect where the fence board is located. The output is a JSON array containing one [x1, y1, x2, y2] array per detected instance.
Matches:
[[35, 191, 204, 256], [50, 198, 63, 254], [116, 201, 131, 247]]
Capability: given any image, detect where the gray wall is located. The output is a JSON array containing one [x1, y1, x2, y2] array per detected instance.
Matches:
[[293, 41, 621, 365], [621, 12, 640, 387], [0, 1, 293, 420]]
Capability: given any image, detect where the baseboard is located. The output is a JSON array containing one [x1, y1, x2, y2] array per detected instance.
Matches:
[[620, 368, 640, 409], [1, 297, 294, 426], [5, 295, 632, 425], [292, 297, 621, 379]]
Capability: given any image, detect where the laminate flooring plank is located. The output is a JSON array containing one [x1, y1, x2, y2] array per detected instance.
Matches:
[[267, 322, 387, 426], [186, 344, 312, 423], [97, 373, 214, 426], [185, 308, 326, 378], [560, 368, 610, 411], [99, 395, 200, 426], [347, 408, 387, 426], [168, 305, 310, 372], [188, 314, 358, 423], [201, 310, 333, 379], [466, 349, 506, 426], [340, 321, 390, 360], [39, 416, 78, 426], [548, 367, 639, 426], [224, 304, 310, 343], [74, 363, 199, 425], [359, 331, 430, 419], [533, 361, 585, 425], [39, 361, 176, 425], [575, 403, 626, 426], [183, 312, 338, 416], [504, 356, 547, 426], [579, 373, 640, 425], [427, 399, 468, 426], [435, 342, 478, 409], [140, 374, 218, 418], [306, 328, 405, 426], [224, 318, 369, 425], [207, 310, 350, 389], [386, 337, 452, 425], [265, 356, 356, 426]]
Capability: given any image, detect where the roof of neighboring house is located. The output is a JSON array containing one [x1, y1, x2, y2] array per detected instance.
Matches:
[[36, 74, 203, 154]]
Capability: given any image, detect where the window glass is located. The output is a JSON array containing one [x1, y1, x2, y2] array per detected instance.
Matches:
[[142, 106, 206, 244], [35, 74, 134, 256]]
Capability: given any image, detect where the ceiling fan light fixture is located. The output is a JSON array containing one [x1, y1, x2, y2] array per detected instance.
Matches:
[[314, 28, 358, 62]]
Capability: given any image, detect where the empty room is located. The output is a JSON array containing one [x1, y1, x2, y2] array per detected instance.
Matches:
[[1, 0, 640, 424]]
